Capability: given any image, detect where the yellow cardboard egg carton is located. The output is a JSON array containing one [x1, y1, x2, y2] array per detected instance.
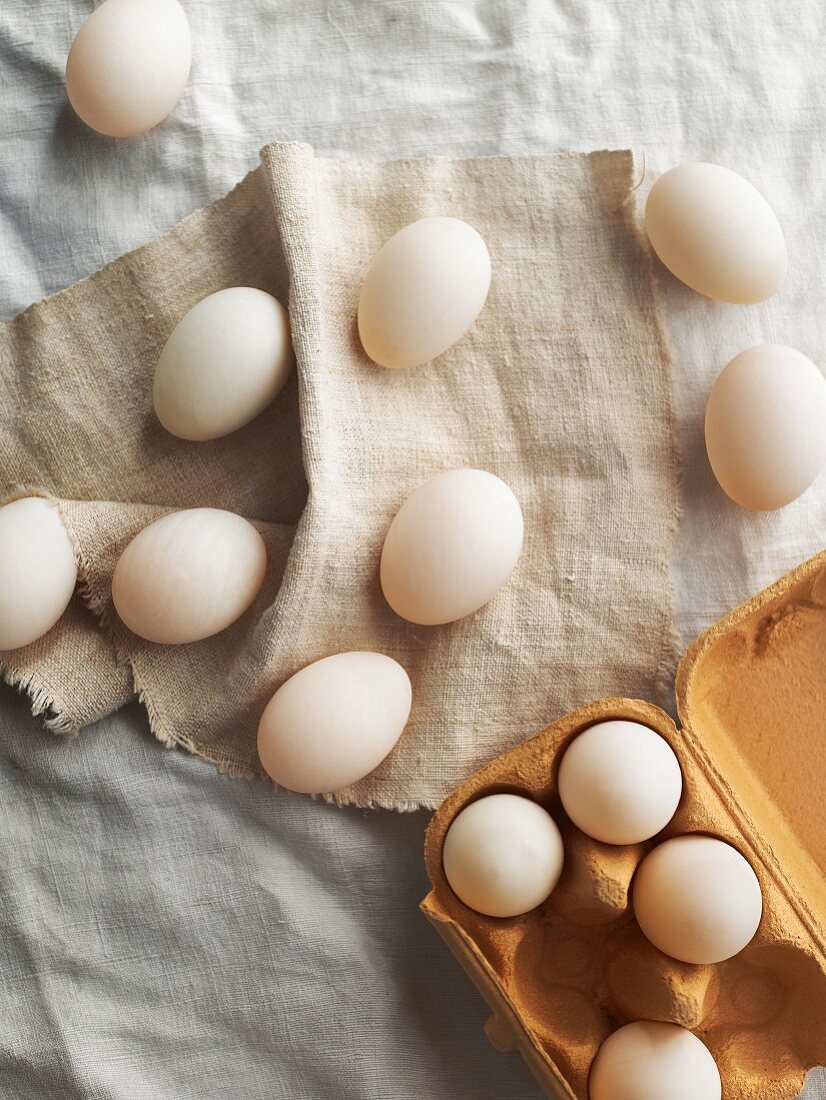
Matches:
[[422, 550, 826, 1099]]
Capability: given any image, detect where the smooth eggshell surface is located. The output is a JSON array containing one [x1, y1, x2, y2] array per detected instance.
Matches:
[[257, 651, 412, 794], [112, 508, 266, 644], [705, 344, 826, 511], [153, 287, 293, 441], [358, 216, 491, 369], [558, 719, 683, 845], [645, 162, 787, 303], [633, 835, 763, 965], [442, 793, 564, 918], [0, 498, 77, 651], [66, 0, 191, 138], [589, 1021, 722, 1100], [380, 468, 523, 626]]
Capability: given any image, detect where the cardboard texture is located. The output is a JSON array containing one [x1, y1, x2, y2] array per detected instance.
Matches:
[[422, 551, 826, 1099]]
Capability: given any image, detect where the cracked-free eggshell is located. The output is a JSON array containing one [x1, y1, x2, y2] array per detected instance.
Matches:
[[644, 162, 786, 303], [66, 0, 191, 138], [634, 835, 763, 965], [443, 793, 564, 918], [153, 287, 293, 442], [257, 651, 412, 795], [705, 345, 826, 511], [589, 1020, 721, 1100], [558, 719, 682, 845], [112, 508, 266, 645], [357, 216, 491, 370], [0, 497, 77, 651], [380, 467, 523, 626]]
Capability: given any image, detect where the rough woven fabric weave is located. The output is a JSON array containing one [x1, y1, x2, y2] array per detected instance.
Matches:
[[0, 142, 678, 809]]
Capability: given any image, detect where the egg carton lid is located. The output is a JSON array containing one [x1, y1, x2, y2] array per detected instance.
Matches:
[[675, 547, 826, 941]]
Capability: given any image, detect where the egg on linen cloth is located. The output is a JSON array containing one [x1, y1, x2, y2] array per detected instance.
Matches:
[[111, 508, 266, 645], [0, 498, 77, 651], [558, 720, 682, 845], [256, 652, 412, 795], [153, 288, 293, 442], [380, 468, 523, 626], [644, 162, 787, 303], [65, 0, 192, 138], [442, 793, 564, 918], [589, 1021, 722, 1100], [705, 344, 826, 511], [633, 835, 763, 965], [357, 216, 491, 369]]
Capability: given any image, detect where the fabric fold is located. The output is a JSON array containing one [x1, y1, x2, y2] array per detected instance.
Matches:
[[0, 143, 678, 809]]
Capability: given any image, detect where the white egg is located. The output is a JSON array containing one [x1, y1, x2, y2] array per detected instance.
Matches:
[[633, 835, 763, 965], [558, 720, 682, 845], [589, 1021, 721, 1100], [0, 498, 77, 651], [66, 0, 191, 138], [112, 508, 266, 644], [705, 344, 826, 511], [442, 793, 564, 918], [257, 652, 412, 794], [645, 162, 787, 303], [358, 216, 491, 369], [380, 468, 523, 626], [153, 288, 293, 441]]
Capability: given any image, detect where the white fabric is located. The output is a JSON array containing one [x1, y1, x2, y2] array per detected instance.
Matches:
[[0, 0, 822, 1096]]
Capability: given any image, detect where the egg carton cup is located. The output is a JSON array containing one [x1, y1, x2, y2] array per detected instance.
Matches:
[[422, 550, 826, 1100]]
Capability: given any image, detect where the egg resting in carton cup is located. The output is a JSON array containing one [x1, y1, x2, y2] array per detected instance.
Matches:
[[0, 143, 677, 808]]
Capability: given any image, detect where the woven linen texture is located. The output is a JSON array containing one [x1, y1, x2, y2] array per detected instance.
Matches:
[[0, 143, 677, 809]]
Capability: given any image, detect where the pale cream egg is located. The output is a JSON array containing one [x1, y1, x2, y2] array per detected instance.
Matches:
[[257, 652, 412, 794], [705, 344, 826, 510], [66, 0, 192, 138], [380, 468, 523, 626], [153, 287, 293, 441], [0, 498, 77, 651], [589, 1021, 721, 1100], [442, 793, 564, 918], [558, 720, 682, 845], [358, 216, 491, 369], [112, 508, 266, 644], [645, 162, 787, 303], [633, 835, 763, 965]]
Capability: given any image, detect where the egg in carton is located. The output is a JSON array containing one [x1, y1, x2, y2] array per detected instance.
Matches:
[[422, 550, 826, 1099]]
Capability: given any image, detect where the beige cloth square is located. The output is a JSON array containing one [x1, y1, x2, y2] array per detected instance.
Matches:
[[0, 143, 677, 810]]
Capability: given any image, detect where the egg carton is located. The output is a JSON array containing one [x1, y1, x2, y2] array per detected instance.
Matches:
[[421, 550, 826, 1100]]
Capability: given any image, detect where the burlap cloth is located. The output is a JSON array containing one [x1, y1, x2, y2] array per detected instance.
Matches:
[[0, 143, 677, 810]]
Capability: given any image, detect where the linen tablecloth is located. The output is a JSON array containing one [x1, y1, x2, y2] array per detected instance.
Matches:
[[1, 1, 823, 1096]]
